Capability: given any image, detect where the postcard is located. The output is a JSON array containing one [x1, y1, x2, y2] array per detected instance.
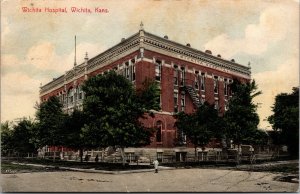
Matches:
[[1, 0, 299, 192]]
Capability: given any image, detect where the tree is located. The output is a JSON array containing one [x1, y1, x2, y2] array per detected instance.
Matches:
[[81, 71, 159, 165], [176, 102, 223, 157], [224, 79, 262, 146], [1, 119, 37, 157], [11, 118, 36, 156], [34, 96, 67, 161], [1, 121, 14, 156], [136, 78, 161, 111], [64, 109, 88, 162], [242, 129, 269, 145], [268, 87, 299, 157]]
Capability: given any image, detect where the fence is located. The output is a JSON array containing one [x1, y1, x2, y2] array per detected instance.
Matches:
[[4, 146, 290, 165]]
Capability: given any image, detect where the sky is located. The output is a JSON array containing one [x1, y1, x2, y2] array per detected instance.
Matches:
[[1, 0, 299, 129]]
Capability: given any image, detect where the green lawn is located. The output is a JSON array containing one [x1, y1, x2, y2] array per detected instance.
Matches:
[[1, 162, 47, 174], [1, 158, 152, 173]]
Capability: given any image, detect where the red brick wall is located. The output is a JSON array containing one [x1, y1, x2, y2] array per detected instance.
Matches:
[[135, 60, 155, 89], [41, 49, 250, 148], [143, 50, 247, 80], [161, 65, 174, 112], [41, 87, 63, 101], [205, 77, 214, 105], [141, 113, 177, 148]]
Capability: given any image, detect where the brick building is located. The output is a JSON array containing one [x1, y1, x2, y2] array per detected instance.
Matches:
[[40, 23, 251, 150]]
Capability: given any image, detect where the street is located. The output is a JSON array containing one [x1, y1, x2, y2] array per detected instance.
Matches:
[[1, 168, 298, 192]]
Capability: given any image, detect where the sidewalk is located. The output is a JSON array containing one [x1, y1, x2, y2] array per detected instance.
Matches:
[[10, 159, 298, 174], [11, 162, 175, 174]]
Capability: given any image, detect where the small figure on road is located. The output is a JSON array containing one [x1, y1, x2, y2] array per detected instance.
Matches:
[[95, 154, 99, 162], [153, 159, 159, 173]]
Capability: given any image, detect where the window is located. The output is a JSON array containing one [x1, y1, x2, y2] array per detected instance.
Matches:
[[224, 80, 228, 96], [156, 121, 162, 142], [214, 99, 219, 110], [121, 64, 125, 77], [58, 94, 63, 104], [74, 87, 78, 101], [125, 62, 130, 79], [157, 152, 163, 162], [200, 73, 205, 91], [174, 91, 178, 112], [181, 93, 185, 112], [78, 86, 83, 100], [225, 99, 229, 111], [68, 88, 74, 105], [214, 76, 218, 94], [201, 96, 205, 105], [194, 75, 199, 90], [155, 59, 162, 81], [181, 131, 186, 145], [159, 94, 162, 109], [63, 94, 67, 106], [116, 65, 121, 75], [180, 67, 185, 86], [132, 65, 136, 81], [177, 128, 186, 145], [174, 65, 179, 86]]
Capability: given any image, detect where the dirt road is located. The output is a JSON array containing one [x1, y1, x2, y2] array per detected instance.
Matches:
[[1, 168, 298, 192]]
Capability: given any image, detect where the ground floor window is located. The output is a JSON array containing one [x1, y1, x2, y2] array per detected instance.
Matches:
[[156, 121, 162, 142]]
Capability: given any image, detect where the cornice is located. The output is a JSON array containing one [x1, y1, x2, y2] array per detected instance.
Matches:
[[143, 31, 251, 77]]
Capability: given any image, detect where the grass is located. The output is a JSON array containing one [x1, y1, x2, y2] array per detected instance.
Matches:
[[1, 158, 153, 173], [236, 162, 299, 174], [1, 162, 60, 174], [254, 163, 299, 174]]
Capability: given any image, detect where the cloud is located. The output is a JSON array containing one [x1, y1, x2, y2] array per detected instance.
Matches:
[[2, 40, 106, 75], [253, 57, 299, 129], [1, 17, 11, 46], [26, 41, 105, 72], [204, 5, 298, 58], [2, 54, 22, 68], [1, 40, 106, 122], [1, 72, 47, 121]]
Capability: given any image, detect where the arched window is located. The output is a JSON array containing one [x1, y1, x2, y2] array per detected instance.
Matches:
[[156, 121, 162, 142], [67, 88, 74, 105]]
